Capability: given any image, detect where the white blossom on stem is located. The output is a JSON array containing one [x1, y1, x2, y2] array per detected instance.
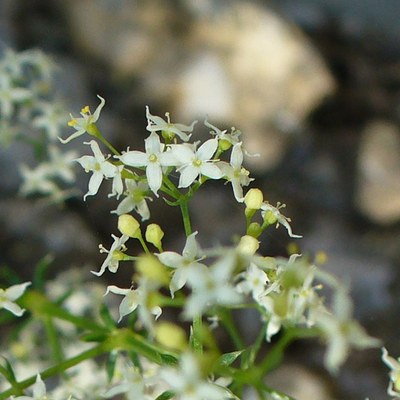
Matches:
[[218, 142, 252, 202], [157, 232, 206, 298], [75, 140, 121, 200], [146, 106, 196, 142], [172, 139, 223, 188], [60, 95, 105, 144], [92, 234, 129, 276], [118, 132, 177, 196], [0, 281, 31, 317]]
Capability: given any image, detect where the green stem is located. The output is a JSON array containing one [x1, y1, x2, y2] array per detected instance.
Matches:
[[138, 234, 150, 254], [191, 315, 203, 354], [257, 327, 319, 377], [219, 309, 244, 350], [89, 125, 121, 157], [43, 316, 65, 365], [20, 291, 107, 333], [179, 200, 192, 237]]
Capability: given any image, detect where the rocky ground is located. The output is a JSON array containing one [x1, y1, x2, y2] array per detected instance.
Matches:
[[1, 1, 400, 399]]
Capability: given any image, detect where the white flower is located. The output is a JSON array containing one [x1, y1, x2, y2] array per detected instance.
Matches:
[[118, 132, 177, 196], [92, 234, 129, 276], [204, 119, 241, 146], [32, 101, 68, 141], [111, 179, 151, 221], [259, 265, 319, 341], [19, 164, 59, 196], [260, 202, 302, 239], [236, 263, 268, 300], [0, 282, 31, 316], [314, 287, 381, 373], [157, 232, 206, 297], [0, 74, 31, 118], [47, 145, 77, 184], [185, 252, 242, 318], [382, 347, 400, 397], [146, 106, 196, 142], [59, 95, 105, 144], [160, 353, 233, 400], [172, 139, 223, 188], [103, 362, 153, 400], [13, 373, 47, 400], [75, 140, 121, 200], [218, 143, 253, 202], [104, 282, 162, 331]]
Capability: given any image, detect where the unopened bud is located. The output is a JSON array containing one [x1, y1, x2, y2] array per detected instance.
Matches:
[[247, 222, 262, 238], [263, 210, 277, 225], [237, 235, 259, 255], [136, 254, 169, 285], [145, 224, 164, 249], [155, 322, 187, 351], [244, 189, 263, 210], [118, 214, 140, 238]]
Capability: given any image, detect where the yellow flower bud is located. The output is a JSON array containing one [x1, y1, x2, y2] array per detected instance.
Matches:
[[145, 224, 164, 248], [118, 214, 140, 238], [237, 235, 259, 255], [244, 188, 263, 210], [155, 321, 187, 351], [135, 254, 169, 285]]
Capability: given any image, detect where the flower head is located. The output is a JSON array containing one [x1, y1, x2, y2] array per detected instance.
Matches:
[[104, 280, 162, 333], [75, 140, 121, 200], [218, 143, 253, 202], [118, 132, 177, 196], [157, 232, 206, 297], [314, 287, 380, 373], [60, 95, 105, 144], [160, 353, 233, 400], [261, 202, 302, 239], [172, 139, 223, 188], [112, 179, 151, 220], [0, 281, 31, 316], [146, 106, 196, 142], [92, 234, 129, 276]]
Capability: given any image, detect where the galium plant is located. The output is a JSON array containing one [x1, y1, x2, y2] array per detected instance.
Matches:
[[0, 51, 397, 399]]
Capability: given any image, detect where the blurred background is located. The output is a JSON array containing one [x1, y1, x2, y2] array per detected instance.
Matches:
[[1, 0, 400, 399]]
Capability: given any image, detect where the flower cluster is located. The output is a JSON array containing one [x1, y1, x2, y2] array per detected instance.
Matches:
[[0, 47, 78, 202], [0, 93, 386, 400]]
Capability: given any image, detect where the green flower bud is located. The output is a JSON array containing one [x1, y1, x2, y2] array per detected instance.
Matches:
[[244, 188, 263, 210], [247, 222, 262, 238], [136, 254, 169, 285], [118, 214, 140, 238], [145, 224, 164, 249], [237, 235, 259, 255], [155, 321, 187, 351]]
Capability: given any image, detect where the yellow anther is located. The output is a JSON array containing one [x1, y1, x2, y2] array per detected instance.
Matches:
[[81, 105, 90, 114], [68, 119, 77, 127]]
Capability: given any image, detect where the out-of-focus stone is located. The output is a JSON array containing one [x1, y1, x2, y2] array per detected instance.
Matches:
[[355, 120, 400, 225], [61, 1, 334, 171]]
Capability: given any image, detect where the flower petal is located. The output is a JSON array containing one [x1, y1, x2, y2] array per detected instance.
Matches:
[[200, 163, 223, 180], [197, 138, 218, 160]]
